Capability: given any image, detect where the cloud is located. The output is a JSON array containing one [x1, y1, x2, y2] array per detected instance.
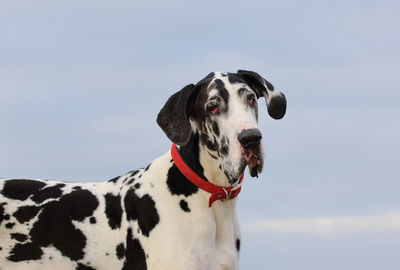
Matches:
[[243, 212, 400, 235]]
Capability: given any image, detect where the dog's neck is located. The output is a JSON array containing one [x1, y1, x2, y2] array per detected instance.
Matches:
[[178, 132, 231, 187]]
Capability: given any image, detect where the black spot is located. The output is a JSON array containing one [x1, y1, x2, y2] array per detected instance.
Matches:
[[212, 122, 220, 137], [73, 186, 82, 190], [108, 176, 120, 183], [60, 190, 99, 222], [89, 217, 96, 224], [179, 200, 190, 212], [167, 165, 199, 197], [124, 189, 159, 237], [200, 133, 218, 152], [122, 228, 147, 270], [13, 205, 40, 223], [104, 193, 123, 230], [221, 145, 229, 156], [0, 203, 10, 225], [116, 243, 125, 260], [6, 222, 15, 229], [236, 238, 241, 252], [10, 233, 28, 242], [7, 242, 43, 262], [134, 183, 141, 189], [1, 179, 46, 201], [29, 189, 99, 261], [0, 246, 2, 250], [214, 79, 230, 107], [76, 263, 95, 270], [220, 136, 229, 156], [144, 163, 151, 171], [31, 184, 65, 203], [130, 170, 139, 177]]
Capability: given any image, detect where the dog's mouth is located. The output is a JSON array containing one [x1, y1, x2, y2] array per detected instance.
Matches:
[[241, 147, 263, 177]]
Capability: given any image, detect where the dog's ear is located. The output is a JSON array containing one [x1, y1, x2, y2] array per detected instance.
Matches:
[[236, 70, 287, 119], [157, 84, 198, 146]]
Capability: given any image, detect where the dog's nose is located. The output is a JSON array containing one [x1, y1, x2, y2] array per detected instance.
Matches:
[[237, 129, 262, 149]]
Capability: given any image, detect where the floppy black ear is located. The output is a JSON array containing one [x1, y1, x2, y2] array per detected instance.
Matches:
[[157, 84, 198, 145], [236, 70, 287, 119]]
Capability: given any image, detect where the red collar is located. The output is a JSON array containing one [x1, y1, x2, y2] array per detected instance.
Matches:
[[171, 143, 244, 207]]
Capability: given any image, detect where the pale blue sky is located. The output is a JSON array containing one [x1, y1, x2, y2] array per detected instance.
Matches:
[[1, 0, 399, 269]]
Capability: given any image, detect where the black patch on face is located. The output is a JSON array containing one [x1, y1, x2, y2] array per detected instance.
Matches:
[[89, 217, 96, 224], [167, 165, 199, 197], [116, 243, 125, 260], [179, 200, 190, 213], [1, 179, 46, 201], [220, 136, 229, 156], [212, 122, 220, 137], [214, 79, 230, 107], [134, 183, 141, 189], [31, 183, 65, 204], [29, 189, 99, 261], [200, 133, 218, 152], [122, 228, 147, 270], [124, 189, 160, 237], [76, 263, 96, 270], [13, 205, 40, 224], [7, 242, 43, 262], [0, 203, 10, 225], [236, 238, 241, 252], [6, 222, 15, 229], [221, 145, 229, 156], [10, 233, 28, 242], [104, 193, 123, 230], [108, 176, 120, 183], [228, 73, 245, 84]]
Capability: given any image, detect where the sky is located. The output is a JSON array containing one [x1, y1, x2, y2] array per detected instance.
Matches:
[[1, 0, 399, 269]]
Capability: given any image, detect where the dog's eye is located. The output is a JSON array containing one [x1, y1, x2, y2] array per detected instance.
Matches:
[[208, 104, 219, 115], [247, 95, 256, 106]]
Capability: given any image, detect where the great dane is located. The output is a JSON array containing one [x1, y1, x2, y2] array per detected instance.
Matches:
[[0, 70, 286, 270]]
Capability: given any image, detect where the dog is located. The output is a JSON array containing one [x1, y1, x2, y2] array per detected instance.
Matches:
[[0, 70, 286, 270]]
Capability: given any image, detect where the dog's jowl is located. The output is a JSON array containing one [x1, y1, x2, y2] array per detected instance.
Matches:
[[0, 70, 286, 270]]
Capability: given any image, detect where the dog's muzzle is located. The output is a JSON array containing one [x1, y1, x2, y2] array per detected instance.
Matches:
[[237, 129, 263, 177]]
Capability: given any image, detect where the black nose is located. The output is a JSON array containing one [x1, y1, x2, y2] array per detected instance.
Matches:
[[237, 129, 262, 149]]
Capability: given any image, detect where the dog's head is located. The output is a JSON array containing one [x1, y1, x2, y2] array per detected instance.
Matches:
[[157, 70, 286, 183]]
